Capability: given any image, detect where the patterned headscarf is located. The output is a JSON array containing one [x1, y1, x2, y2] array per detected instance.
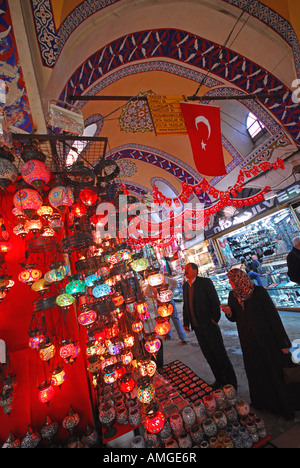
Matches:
[[227, 268, 255, 308]]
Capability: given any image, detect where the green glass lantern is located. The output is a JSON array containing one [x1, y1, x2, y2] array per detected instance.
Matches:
[[65, 280, 85, 296], [56, 293, 75, 308]]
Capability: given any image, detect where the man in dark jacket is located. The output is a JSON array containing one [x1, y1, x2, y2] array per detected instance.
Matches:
[[287, 237, 300, 284], [183, 263, 237, 389]]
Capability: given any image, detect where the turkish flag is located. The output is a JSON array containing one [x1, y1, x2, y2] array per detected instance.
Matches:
[[180, 102, 226, 177]]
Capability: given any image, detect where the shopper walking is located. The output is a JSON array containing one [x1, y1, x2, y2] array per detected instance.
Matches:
[[275, 236, 288, 254], [287, 237, 300, 285], [223, 268, 300, 418], [240, 257, 263, 286], [183, 263, 237, 390]]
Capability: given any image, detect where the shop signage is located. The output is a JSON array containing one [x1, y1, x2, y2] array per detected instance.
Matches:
[[204, 181, 300, 238], [147, 94, 187, 135]]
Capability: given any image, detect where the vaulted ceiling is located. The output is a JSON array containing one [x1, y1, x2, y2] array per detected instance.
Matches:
[[2, 0, 300, 205]]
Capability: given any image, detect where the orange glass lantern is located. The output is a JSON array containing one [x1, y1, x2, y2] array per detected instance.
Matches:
[[157, 303, 173, 318], [144, 334, 161, 354], [18, 268, 42, 286], [132, 319, 143, 333], [94, 328, 106, 343], [37, 205, 53, 219], [112, 293, 124, 307], [38, 380, 55, 405], [154, 317, 171, 336], [72, 202, 87, 218], [136, 301, 150, 321], [137, 356, 157, 378], [51, 366, 66, 387], [38, 341, 56, 362], [120, 349, 133, 365], [105, 322, 119, 339], [123, 334, 135, 348]]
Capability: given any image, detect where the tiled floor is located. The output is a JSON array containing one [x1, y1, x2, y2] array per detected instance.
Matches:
[[159, 300, 300, 447]]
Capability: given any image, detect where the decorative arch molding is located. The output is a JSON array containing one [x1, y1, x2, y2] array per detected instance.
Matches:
[[32, 0, 300, 77], [59, 28, 300, 145]]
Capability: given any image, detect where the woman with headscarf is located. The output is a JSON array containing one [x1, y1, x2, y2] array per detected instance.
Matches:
[[222, 269, 299, 419]]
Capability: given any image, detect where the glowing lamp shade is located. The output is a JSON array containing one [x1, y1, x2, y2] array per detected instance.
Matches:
[[132, 320, 143, 333], [92, 283, 111, 298], [144, 404, 165, 434], [28, 329, 45, 350], [18, 268, 42, 286], [119, 373, 135, 394], [21, 160, 51, 191], [59, 341, 80, 364], [56, 293, 75, 308], [137, 357, 157, 378], [84, 273, 100, 287], [136, 301, 150, 321], [103, 365, 118, 385], [79, 188, 98, 206], [78, 309, 97, 327], [154, 317, 171, 336], [108, 340, 124, 356], [24, 218, 43, 234], [123, 334, 135, 348], [31, 278, 48, 294], [51, 366, 66, 387], [13, 223, 28, 238], [72, 202, 87, 218], [94, 328, 106, 342], [42, 227, 55, 237], [0, 158, 18, 189], [98, 266, 111, 278], [147, 273, 164, 287], [137, 377, 155, 404], [48, 186, 74, 214], [144, 336, 161, 354], [157, 289, 173, 303], [121, 349, 133, 365], [131, 258, 149, 272], [65, 279, 85, 296], [112, 293, 124, 307], [45, 265, 69, 283], [38, 381, 55, 405], [37, 205, 53, 219], [39, 342, 56, 362], [13, 188, 43, 218], [114, 363, 126, 379], [157, 303, 174, 318]]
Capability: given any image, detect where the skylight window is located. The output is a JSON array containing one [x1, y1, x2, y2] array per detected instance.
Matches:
[[246, 112, 266, 140]]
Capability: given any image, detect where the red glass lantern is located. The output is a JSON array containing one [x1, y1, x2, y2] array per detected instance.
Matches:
[[114, 363, 126, 380], [28, 329, 45, 350], [94, 328, 106, 343], [21, 160, 51, 192], [154, 317, 171, 336], [79, 188, 98, 206], [18, 268, 42, 286], [59, 340, 80, 364], [120, 349, 133, 365], [51, 366, 66, 387], [119, 373, 135, 394], [136, 301, 150, 321], [38, 380, 55, 405], [71, 202, 87, 218], [78, 309, 97, 327], [132, 320, 143, 333], [144, 401, 165, 434], [105, 322, 119, 339]]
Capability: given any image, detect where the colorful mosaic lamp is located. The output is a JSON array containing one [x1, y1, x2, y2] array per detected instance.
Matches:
[[38, 380, 55, 405], [59, 340, 80, 364], [48, 186, 74, 215], [144, 401, 165, 434], [13, 188, 43, 218], [18, 267, 42, 286], [21, 160, 51, 192], [154, 317, 171, 336], [137, 376, 155, 404], [119, 372, 136, 394], [51, 366, 66, 387]]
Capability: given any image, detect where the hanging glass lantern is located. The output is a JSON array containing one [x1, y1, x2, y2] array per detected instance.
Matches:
[[147, 273, 164, 288], [114, 363, 126, 380], [62, 406, 80, 434], [59, 340, 80, 364], [37, 205, 53, 220], [120, 349, 133, 365], [21, 159, 51, 192], [38, 380, 55, 405], [86, 339, 105, 357], [123, 334, 135, 348], [137, 376, 155, 404], [144, 334, 161, 354], [65, 279, 85, 296], [51, 366, 66, 387], [48, 186, 74, 215], [157, 302, 173, 318], [0, 157, 18, 189], [13, 188, 43, 218], [56, 293, 75, 308], [154, 317, 171, 336], [94, 328, 106, 343], [78, 309, 97, 327], [119, 372, 136, 394], [39, 341, 56, 363], [112, 293, 124, 307], [92, 283, 111, 299], [79, 188, 98, 206], [13, 223, 29, 239], [0, 241, 12, 254], [105, 322, 119, 339], [28, 329, 45, 350], [45, 264, 69, 283], [132, 319, 143, 334], [131, 258, 149, 272], [107, 340, 124, 356], [157, 289, 173, 303], [98, 266, 111, 278], [24, 217, 43, 234], [103, 364, 118, 385], [137, 357, 157, 378], [71, 202, 87, 218], [136, 301, 150, 321], [18, 268, 42, 286], [84, 273, 100, 287], [41, 227, 56, 237], [144, 401, 165, 434]]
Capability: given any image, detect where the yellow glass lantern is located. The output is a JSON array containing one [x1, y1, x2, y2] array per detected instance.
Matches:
[[147, 273, 164, 287], [154, 317, 171, 336], [157, 302, 174, 318], [51, 366, 66, 387]]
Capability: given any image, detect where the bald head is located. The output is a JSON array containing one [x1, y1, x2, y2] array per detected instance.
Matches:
[[293, 237, 300, 250]]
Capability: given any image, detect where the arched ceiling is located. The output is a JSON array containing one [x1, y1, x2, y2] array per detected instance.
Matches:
[[2, 0, 300, 203]]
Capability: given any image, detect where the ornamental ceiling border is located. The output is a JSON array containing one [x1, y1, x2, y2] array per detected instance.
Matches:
[[59, 28, 300, 146], [31, 0, 300, 76]]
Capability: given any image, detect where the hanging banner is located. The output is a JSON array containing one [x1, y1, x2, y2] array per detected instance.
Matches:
[[147, 94, 188, 135]]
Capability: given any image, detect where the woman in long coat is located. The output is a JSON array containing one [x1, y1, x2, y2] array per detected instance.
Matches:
[[223, 269, 299, 419]]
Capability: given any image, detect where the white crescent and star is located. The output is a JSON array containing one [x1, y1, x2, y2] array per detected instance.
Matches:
[[195, 115, 211, 151]]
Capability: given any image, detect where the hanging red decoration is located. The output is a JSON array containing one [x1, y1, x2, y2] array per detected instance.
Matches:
[[79, 188, 98, 206], [119, 373, 135, 394], [38, 381, 55, 405], [71, 202, 87, 218], [144, 402, 165, 434]]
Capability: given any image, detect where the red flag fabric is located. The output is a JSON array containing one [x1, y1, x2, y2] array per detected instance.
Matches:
[[180, 102, 227, 176]]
